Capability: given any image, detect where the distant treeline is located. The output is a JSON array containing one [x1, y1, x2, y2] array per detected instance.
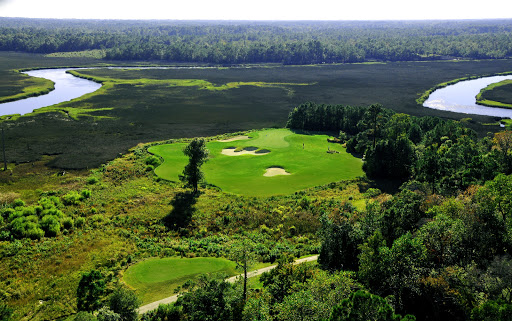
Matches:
[[287, 102, 510, 193], [1, 18, 512, 64]]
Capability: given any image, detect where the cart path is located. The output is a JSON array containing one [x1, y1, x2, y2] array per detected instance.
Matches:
[[137, 255, 318, 314]]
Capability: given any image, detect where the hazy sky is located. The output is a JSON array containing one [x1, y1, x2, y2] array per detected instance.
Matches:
[[0, 0, 511, 20]]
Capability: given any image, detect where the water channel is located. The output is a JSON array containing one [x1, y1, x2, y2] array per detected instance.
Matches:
[[423, 75, 512, 118], [0, 68, 102, 117]]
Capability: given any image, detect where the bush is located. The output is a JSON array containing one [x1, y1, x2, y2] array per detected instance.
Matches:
[[63, 191, 82, 205], [364, 188, 382, 198], [145, 155, 161, 167], [74, 311, 97, 321], [87, 177, 99, 185], [97, 307, 121, 321], [1, 208, 15, 219], [22, 206, 36, 216], [40, 215, 61, 237], [81, 189, 92, 200], [12, 199, 25, 208], [75, 217, 86, 228], [61, 217, 74, 230], [25, 226, 45, 240]]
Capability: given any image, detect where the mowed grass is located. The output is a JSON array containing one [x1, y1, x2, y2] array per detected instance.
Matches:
[[123, 257, 237, 304], [149, 128, 363, 196]]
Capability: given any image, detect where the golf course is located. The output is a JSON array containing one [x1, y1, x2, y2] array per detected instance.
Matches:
[[123, 257, 237, 304], [148, 128, 364, 196]]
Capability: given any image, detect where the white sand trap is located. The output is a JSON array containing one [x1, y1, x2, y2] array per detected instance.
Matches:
[[218, 135, 250, 142], [222, 147, 270, 156], [264, 167, 291, 177]]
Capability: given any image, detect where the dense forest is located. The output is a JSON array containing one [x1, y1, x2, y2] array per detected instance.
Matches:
[[1, 18, 512, 64]]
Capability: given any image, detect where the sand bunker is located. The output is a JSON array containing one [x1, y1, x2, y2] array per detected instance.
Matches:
[[218, 135, 250, 142], [264, 167, 291, 177], [221, 146, 270, 156]]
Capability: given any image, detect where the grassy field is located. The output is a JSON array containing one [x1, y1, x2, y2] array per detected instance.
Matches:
[[477, 79, 512, 108], [123, 257, 237, 304], [2, 52, 512, 169], [149, 128, 364, 196]]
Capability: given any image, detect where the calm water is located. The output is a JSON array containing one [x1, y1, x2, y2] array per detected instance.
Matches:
[[424, 75, 512, 118], [0, 68, 102, 116], [0, 66, 216, 117]]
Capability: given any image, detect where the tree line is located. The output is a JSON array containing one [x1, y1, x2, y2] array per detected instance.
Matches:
[[287, 102, 511, 194], [1, 18, 512, 64]]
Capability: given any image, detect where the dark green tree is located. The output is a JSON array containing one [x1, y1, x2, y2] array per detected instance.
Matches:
[[329, 290, 416, 321], [471, 300, 512, 321], [175, 274, 241, 321], [318, 213, 361, 272], [180, 138, 209, 193], [109, 287, 140, 321], [77, 270, 106, 312]]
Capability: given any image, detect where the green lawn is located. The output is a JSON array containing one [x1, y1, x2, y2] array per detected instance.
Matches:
[[123, 257, 237, 304], [149, 128, 363, 196]]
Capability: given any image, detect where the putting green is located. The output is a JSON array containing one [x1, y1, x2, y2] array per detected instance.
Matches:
[[123, 257, 237, 304], [149, 128, 363, 196]]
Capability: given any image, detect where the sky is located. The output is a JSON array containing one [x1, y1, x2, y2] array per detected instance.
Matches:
[[0, 0, 511, 21]]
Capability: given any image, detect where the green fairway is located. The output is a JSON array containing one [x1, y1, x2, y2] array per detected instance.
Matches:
[[149, 128, 363, 196], [123, 257, 237, 304]]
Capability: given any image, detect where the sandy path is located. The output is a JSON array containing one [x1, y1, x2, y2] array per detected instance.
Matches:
[[137, 255, 318, 314]]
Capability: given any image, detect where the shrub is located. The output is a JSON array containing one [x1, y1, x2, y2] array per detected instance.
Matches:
[[145, 155, 161, 167], [80, 189, 92, 200], [1, 208, 15, 219], [38, 196, 61, 210], [42, 208, 64, 218], [40, 215, 61, 237], [61, 217, 74, 230], [63, 191, 82, 205], [97, 307, 121, 321], [87, 177, 99, 185], [22, 206, 36, 216], [25, 226, 45, 240], [12, 199, 25, 208], [364, 188, 382, 198], [75, 217, 86, 228], [74, 311, 97, 321], [7, 210, 22, 222]]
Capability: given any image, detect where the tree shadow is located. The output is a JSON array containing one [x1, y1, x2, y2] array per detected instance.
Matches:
[[162, 191, 198, 231]]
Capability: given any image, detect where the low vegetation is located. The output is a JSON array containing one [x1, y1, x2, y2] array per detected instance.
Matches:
[[476, 79, 512, 108]]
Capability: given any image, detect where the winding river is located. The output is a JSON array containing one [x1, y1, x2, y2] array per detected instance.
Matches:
[[423, 75, 512, 118], [0, 68, 102, 117], [2, 68, 512, 118]]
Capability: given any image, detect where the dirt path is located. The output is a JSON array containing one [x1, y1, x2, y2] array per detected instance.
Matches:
[[137, 255, 318, 314]]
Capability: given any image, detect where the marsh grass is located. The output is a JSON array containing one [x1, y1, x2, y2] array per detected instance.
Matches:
[[476, 79, 512, 109]]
